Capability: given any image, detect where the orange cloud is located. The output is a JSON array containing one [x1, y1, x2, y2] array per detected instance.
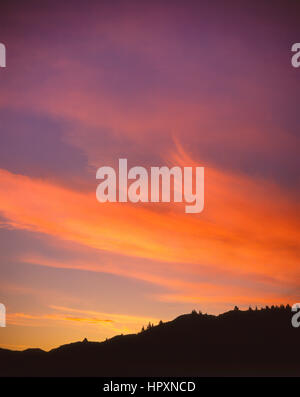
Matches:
[[0, 146, 299, 306], [7, 306, 160, 337]]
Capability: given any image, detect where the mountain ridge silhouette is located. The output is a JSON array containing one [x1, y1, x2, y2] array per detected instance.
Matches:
[[1, 305, 299, 376]]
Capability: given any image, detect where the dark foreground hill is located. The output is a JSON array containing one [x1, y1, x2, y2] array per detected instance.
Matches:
[[0, 305, 299, 376]]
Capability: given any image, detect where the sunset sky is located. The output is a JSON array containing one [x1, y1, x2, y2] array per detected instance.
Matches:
[[0, 0, 299, 350]]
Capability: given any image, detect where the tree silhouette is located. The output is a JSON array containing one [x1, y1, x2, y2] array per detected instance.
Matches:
[[147, 322, 153, 330]]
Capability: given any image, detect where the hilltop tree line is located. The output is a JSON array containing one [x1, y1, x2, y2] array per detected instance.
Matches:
[[140, 304, 293, 333]]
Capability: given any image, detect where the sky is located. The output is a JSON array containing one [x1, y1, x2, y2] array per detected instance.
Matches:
[[0, 0, 299, 350]]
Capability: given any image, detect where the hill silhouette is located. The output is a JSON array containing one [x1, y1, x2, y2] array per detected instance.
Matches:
[[0, 305, 299, 376]]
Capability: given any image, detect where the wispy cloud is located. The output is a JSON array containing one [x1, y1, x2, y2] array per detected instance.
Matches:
[[7, 305, 160, 336], [0, 146, 299, 307]]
